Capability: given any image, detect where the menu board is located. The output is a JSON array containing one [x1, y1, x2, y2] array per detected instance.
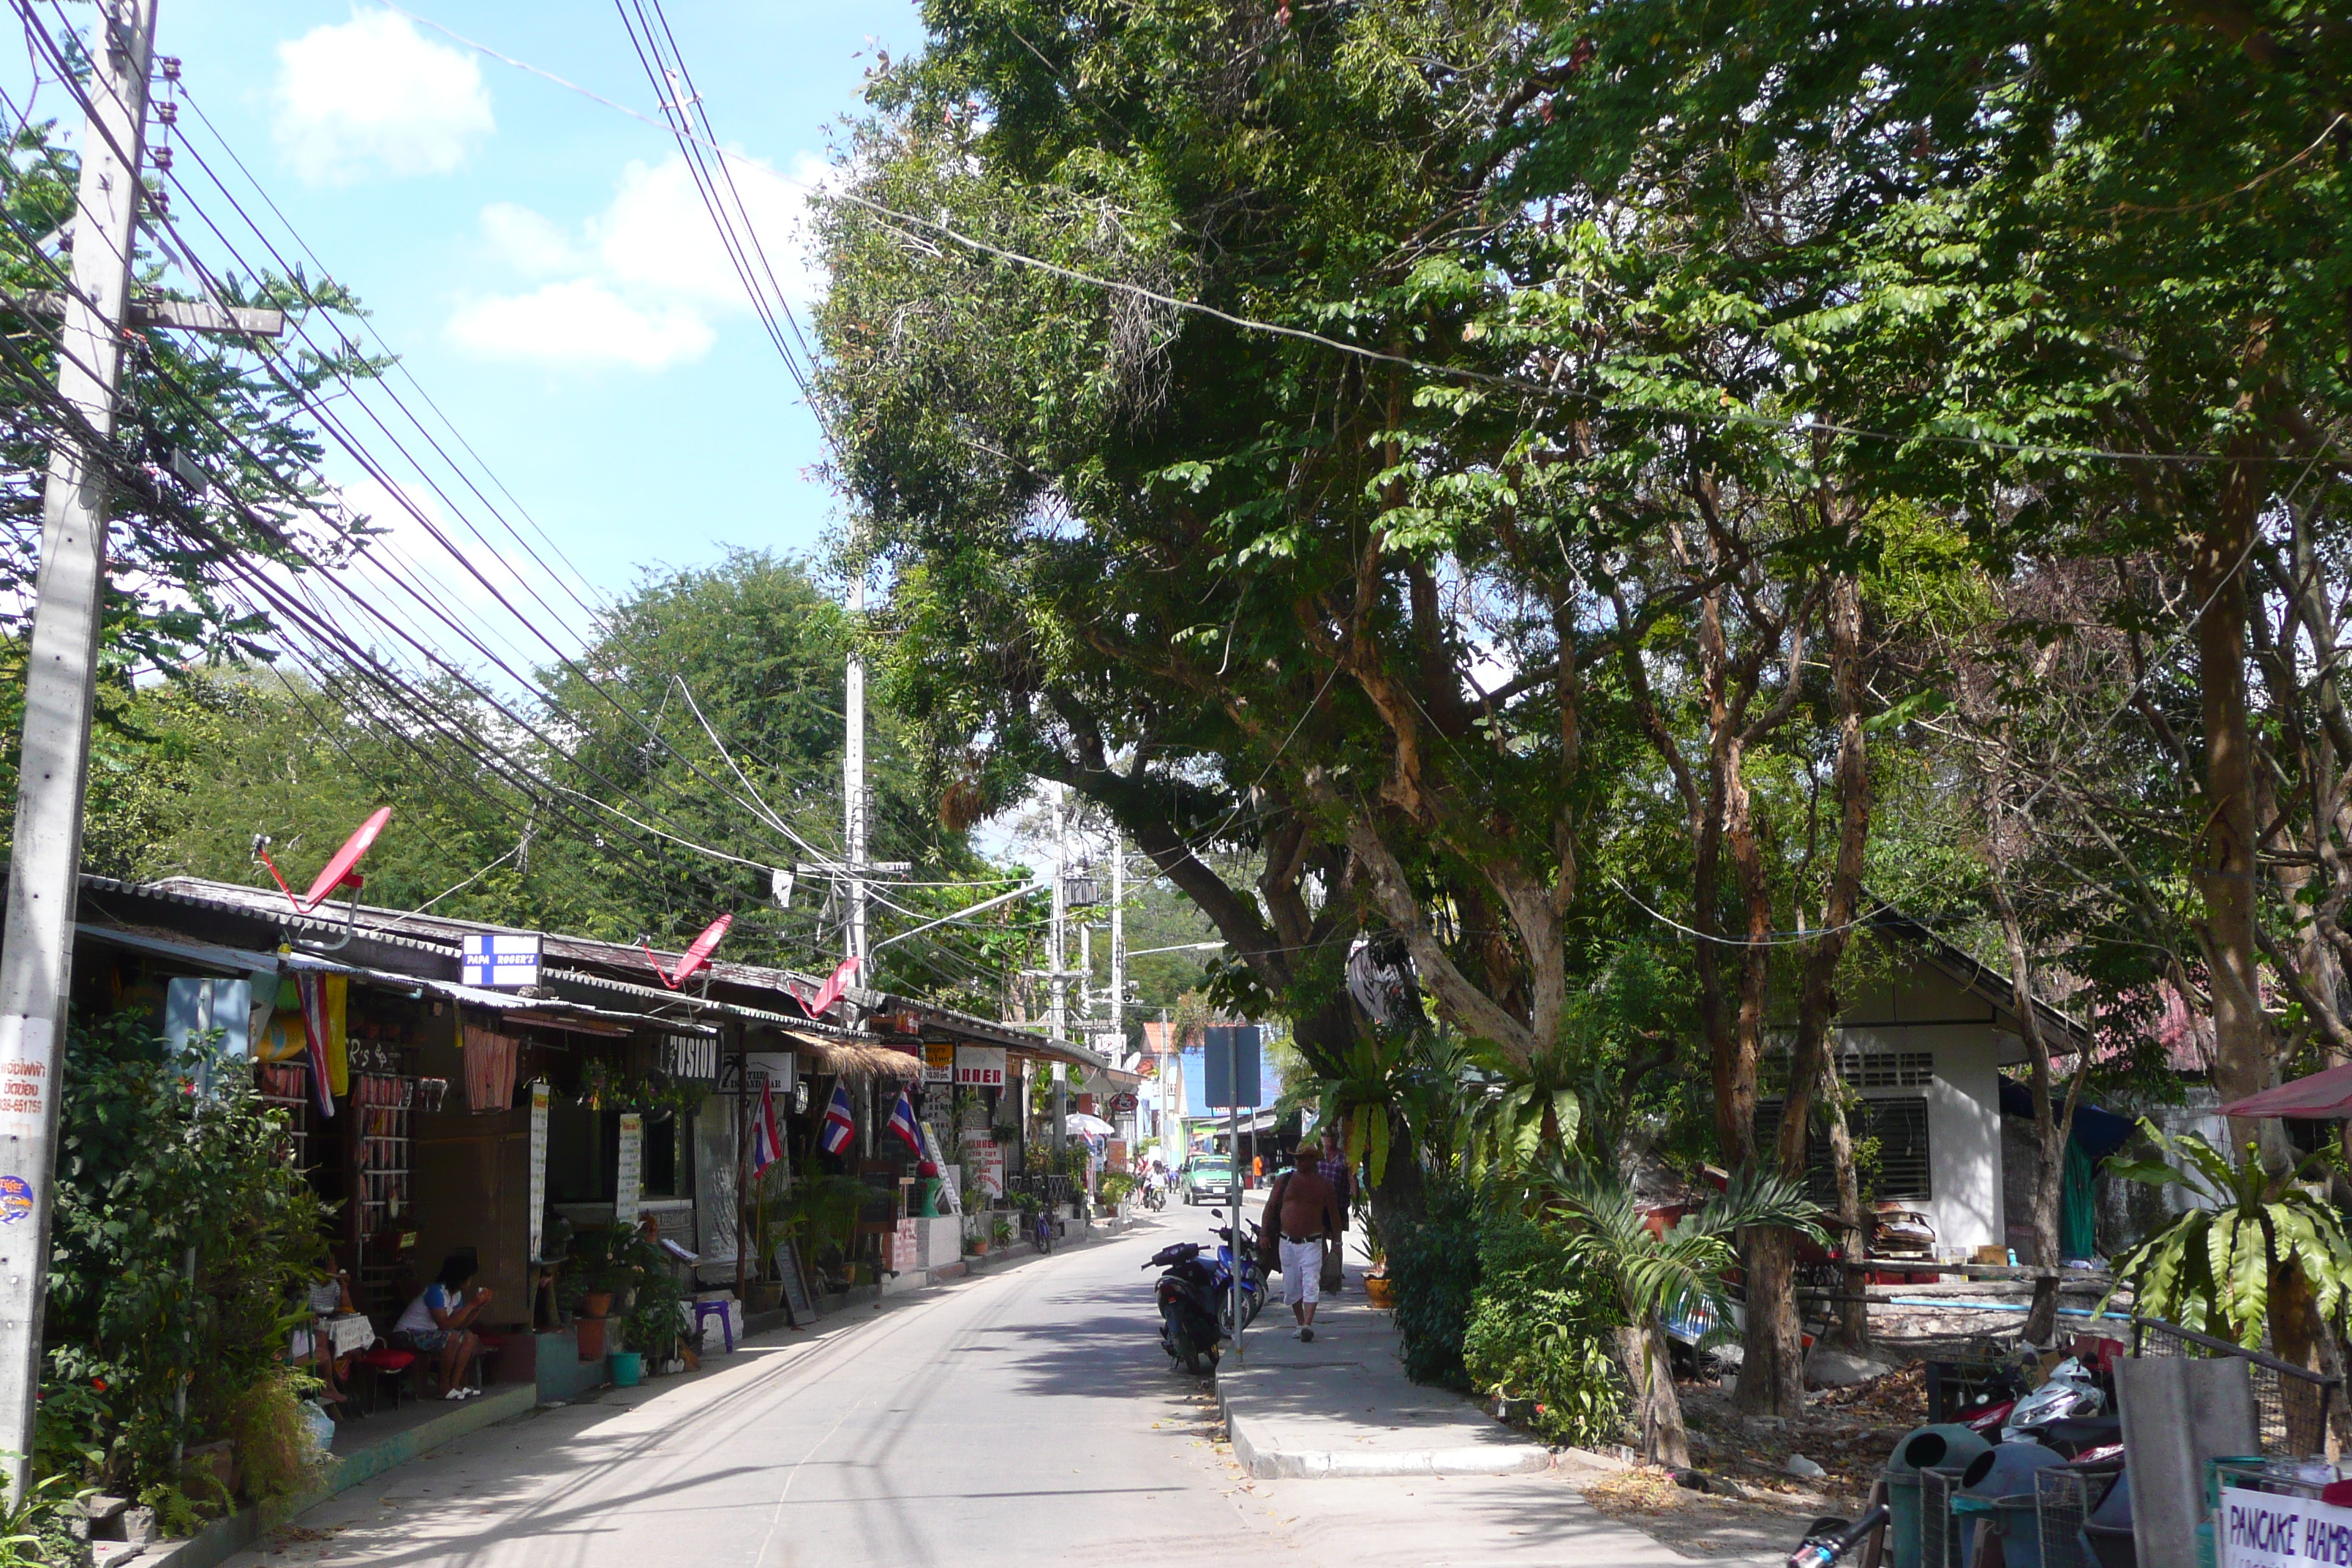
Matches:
[[615, 1112, 643, 1222], [527, 1082, 550, 1261]]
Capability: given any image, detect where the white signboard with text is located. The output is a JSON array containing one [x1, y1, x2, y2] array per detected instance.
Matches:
[[954, 1047, 1006, 1087], [461, 932, 541, 989], [2222, 1487, 2352, 1568]]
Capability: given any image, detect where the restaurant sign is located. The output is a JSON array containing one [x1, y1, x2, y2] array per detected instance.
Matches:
[[954, 1046, 1007, 1087]]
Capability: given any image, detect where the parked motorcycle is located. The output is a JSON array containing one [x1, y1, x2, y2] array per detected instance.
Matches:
[[1209, 1209, 1267, 1333], [1145, 1240, 1224, 1374]]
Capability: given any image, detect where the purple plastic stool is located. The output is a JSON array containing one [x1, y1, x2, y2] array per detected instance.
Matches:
[[692, 1300, 734, 1353]]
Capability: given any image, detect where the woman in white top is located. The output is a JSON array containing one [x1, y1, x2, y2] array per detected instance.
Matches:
[[391, 1253, 494, 1399]]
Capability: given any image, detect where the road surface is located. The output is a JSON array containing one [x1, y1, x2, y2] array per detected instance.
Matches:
[[224, 1218, 1741, 1568]]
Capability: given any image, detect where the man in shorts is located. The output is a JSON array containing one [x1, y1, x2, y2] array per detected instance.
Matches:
[[1259, 1144, 1341, 1342]]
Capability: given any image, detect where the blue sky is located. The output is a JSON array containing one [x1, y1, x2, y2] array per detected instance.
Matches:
[[53, 0, 928, 651]]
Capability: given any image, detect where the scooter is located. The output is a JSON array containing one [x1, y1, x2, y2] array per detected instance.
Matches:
[[1209, 1209, 1267, 1333], [1144, 1240, 1224, 1374]]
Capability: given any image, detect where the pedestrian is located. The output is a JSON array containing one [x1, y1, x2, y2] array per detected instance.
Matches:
[[1317, 1126, 1354, 1294], [1259, 1143, 1341, 1342]]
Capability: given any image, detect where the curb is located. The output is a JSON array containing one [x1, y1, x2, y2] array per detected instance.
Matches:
[[1218, 1381, 1556, 1480], [143, 1384, 539, 1568]]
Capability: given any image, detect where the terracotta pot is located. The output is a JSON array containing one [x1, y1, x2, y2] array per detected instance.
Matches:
[[1363, 1274, 1396, 1309], [576, 1315, 608, 1362], [583, 1290, 614, 1319]]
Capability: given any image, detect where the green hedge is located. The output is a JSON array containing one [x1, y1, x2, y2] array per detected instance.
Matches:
[[1388, 1177, 1484, 1386], [1461, 1205, 1626, 1448]]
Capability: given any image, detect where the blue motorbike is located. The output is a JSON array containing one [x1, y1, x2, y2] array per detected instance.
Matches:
[[1208, 1208, 1267, 1333]]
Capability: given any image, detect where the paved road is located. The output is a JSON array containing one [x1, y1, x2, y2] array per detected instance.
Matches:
[[226, 1218, 1729, 1568]]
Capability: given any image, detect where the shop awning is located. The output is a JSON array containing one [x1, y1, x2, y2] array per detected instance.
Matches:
[[2219, 1063, 2352, 1120], [77, 923, 282, 973]]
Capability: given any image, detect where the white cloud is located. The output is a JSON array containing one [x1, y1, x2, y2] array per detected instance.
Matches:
[[446, 280, 715, 372], [478, 202, 581, 278], [272, 11, 494, 186], [445, 150, 823, 372]]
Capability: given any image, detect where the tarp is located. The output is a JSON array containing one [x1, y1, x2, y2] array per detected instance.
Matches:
[[2217, 1060, 2352, 1120], [1994, 1077, 2138, 1161]]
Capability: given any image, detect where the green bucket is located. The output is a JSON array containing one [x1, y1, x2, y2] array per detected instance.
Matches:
[[608, 1352, 643, 1387]]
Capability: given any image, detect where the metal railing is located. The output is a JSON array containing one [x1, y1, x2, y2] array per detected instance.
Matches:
[[2130, 1315, 2340, 1457]]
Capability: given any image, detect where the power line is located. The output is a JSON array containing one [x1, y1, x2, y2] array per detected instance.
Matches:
[[380, 1, 2348, 471]]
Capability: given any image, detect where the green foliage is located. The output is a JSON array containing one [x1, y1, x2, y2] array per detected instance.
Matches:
[[771, 1177, 865, 1274], [2103, 1119, 2352, 1350], [44, 1017, 327, 1493], [217, 1370, 326, 1505], [1535, 1159, 1825, 1341], [1386, 1176, 1485, 1387], [1462, 1207, 1626, 1450]]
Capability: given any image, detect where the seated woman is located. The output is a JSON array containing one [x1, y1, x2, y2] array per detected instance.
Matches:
[[287, 1264, 366, 1405], [390, 1253, 494, 1400]]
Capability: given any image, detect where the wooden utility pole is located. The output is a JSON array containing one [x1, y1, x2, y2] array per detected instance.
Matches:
[[0, 1, 159, 1498]]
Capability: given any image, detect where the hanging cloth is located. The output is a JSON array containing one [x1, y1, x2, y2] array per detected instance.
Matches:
[[255, 974, 307, 1063], [462, 1024, 519, 1112], [321, 974, 350, 1097], [294, 973, 336, 1119], [2060, 1140, 2097, 1262]]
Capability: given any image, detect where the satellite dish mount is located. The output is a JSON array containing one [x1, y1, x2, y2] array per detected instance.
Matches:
[[254, 806, 392, 953]]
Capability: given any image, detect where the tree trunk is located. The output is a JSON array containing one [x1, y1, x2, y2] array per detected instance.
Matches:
[[1822, 1051, 1869, 1350], [1618, 1319, 1691, 1469], [1744, 572, 1872, 1408], [2270, 1264, 2332, 1458], [2196, 459, 2277, 1159]]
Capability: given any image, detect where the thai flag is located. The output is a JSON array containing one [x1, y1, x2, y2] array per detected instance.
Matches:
[[886, 1090, 921, 1155], [820, 1084, 856, 1156], [750, 1080, 784, 1178]]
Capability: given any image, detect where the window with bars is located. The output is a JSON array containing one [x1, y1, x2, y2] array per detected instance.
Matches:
[[1754, 1096, 1933, 1203], [1837, 1050, 1935, 1089]]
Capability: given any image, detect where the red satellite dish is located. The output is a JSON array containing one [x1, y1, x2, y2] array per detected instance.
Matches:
[[641, 913, 733, 990], [255, 806, 393, 913]]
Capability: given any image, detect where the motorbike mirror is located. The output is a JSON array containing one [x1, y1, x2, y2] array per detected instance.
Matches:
[[1210, 1208, 1224, 1219]]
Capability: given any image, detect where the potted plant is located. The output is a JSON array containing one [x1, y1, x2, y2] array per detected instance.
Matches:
[[562, 1223, 639, 1360], [991, 1215, 1016, 1249], [1362, 1214, 1395, 1308]]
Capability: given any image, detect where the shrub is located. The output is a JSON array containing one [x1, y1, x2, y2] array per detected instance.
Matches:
[[45, 1016, 328, 1494], [1463, 1207, 1627, 1448], [1388, 1176, 1484, 1387], [219, 1368, 328, 1504]]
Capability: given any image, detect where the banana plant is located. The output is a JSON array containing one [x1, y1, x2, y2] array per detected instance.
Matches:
[[2102, 1117, 2352, 1350]]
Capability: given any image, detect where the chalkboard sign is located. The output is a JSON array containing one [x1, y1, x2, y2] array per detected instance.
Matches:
[[773, 1240, 815, 1328]]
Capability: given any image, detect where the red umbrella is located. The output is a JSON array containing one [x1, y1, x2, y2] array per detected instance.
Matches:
[[2217, 1061, 2352, 1120]]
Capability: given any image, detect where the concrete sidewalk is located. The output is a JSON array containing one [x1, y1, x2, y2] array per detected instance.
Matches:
[[1216, 1265, 1553, 1480]]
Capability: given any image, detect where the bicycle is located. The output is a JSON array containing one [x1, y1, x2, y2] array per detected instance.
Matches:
[[1031, 1203, 1056, 1254]]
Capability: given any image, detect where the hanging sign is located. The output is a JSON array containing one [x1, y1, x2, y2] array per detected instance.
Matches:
[[527, 1083, 550, 1262], [922, 1044, 954, 1084], [615, 1112, 644, 1222], [662, 1034, 719, 1082], [461, 932, 542, 989], [724, 1052, 798, 1093], [954, 1047, 1006, 1087]]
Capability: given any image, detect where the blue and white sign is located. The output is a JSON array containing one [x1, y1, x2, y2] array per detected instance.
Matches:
[[461, 932, 542, 989]]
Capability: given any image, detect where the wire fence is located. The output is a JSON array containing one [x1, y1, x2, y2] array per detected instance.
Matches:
[[2130, 1315, 2340, 1457]]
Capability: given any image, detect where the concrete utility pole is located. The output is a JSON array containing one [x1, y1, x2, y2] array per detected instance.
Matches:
[[0, 0, 158, 1499], [1048, 785, 1067, 1153], [843, 573, 867, 974], [1109, 834, 1127, 1144]]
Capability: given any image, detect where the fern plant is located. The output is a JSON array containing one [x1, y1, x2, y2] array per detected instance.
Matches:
[[2103, 1117, 2352, 1350]]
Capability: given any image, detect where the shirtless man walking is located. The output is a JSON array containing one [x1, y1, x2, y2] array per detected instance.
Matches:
[[1260, 1143, 1342, 1342]]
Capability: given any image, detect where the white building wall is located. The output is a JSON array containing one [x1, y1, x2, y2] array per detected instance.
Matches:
[[1835, 1021, 2007, 1256]]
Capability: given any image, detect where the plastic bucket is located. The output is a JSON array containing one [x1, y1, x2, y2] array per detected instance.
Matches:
[[1886, 1423, 1996, 1568], [1989, 1494, 2045, 1568], [608, 1351, 643, 1387]]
